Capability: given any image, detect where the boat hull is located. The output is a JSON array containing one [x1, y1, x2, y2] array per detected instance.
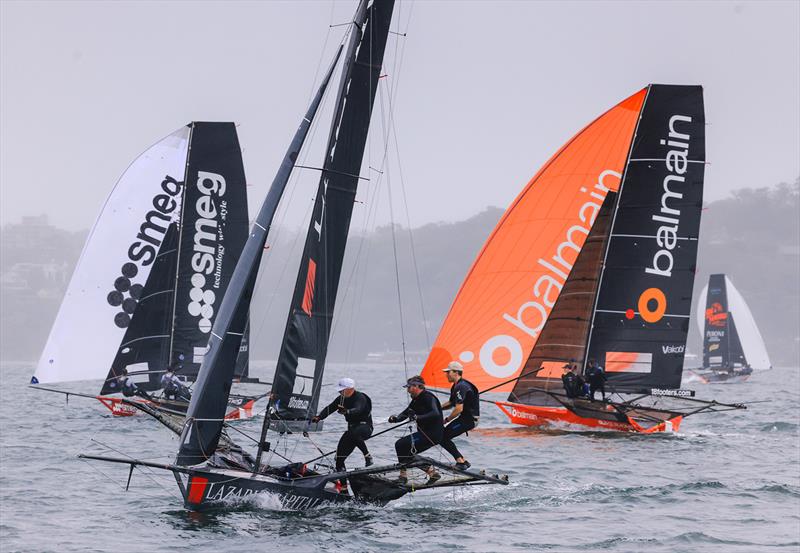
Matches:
[[96, 395, 259, 420], [496, 401, 683, 433], [178, 467, 355, 511], [689, 367, 752, 384], [175, 461, 415, 511]]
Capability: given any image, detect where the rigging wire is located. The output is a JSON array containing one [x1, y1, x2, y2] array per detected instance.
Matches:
[[248, 11, 351, 355], [381, 102, 409, 379]]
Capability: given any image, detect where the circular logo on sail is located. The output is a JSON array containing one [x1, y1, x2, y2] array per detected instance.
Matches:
[[188, 273, 215, 333], [106, 175, 182, 328], [627, 287, 667, 323], [107, 262, 144, 328]]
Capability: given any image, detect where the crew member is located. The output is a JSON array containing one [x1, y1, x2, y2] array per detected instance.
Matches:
[[561, 363, 585, 399], [439, 362, 479, 470], [161, 365, 191, 402], [586, 358, 607, 401], [312, 377, 374, 473], [389, 375, 444, 485], [117, 368, 151, 400]]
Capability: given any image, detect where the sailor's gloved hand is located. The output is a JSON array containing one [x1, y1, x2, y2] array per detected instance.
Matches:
[[311, 416, 320, 423], [408, 412, 417, 421], [337, 406, 347, 414], [388, 415, 399, 423]]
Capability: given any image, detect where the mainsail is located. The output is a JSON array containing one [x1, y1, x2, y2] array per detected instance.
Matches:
[[177, 0, 395, 466], [33, 127, 191, 384], [584, 85, 705, 392], [98, 122, 250, 394], [696, 274, 771, 371], [169, 122, 250, 381], [270, 0, 394, 424]]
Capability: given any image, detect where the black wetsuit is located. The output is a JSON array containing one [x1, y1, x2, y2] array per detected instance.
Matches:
[[561, 372, 585, 399], [440, 378, 480, 461], [393, 390, 444, 464], [586, 365, 607, 401], [316, 391, 373, 471]]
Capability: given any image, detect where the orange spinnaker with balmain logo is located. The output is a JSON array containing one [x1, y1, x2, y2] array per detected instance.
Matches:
[[421, 89, 647, 392]]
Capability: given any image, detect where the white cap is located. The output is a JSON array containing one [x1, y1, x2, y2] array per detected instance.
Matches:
[[337, 377, 355, 391], [442, 361, 464, 373]]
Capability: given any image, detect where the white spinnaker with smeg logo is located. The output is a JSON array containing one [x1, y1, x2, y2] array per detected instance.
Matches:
[[695, 276, 772, 371], [33, 127, 190, 384]]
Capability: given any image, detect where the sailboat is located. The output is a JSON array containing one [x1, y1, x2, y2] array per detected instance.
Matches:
[[81, 0, 507, 510], [31, 122, 264, 420], [421, 85, 745, 433], [690, 273, 771, 382]]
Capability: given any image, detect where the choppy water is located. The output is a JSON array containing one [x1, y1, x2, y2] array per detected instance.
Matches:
[[1, 363, 798, 553]]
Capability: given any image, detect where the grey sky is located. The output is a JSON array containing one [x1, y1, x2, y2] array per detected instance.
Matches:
[[1, 0, 798, 232]]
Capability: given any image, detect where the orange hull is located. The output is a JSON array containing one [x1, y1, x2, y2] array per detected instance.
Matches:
[[496, 401, 682, 433], [96, 396, 258, 421]]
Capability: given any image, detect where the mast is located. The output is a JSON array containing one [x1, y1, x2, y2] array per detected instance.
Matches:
[[269, 0, 395, 427], [175, 50, 343, 467], [167, 122, 194, 371]]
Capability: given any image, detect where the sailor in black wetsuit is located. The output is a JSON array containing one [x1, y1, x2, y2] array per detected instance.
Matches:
[[439, 361, 479, 470], [312, 377, 374, 472], [586, 358, 607, 401], [561, 363, 585, 399], [389, 375, 444, 484]]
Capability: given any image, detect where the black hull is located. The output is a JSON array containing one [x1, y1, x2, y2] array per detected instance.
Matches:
[[175, 459, 423, 510], [77, 453, 508, 511], [178, 467, 357, 511], [691, 366, 753, 384]]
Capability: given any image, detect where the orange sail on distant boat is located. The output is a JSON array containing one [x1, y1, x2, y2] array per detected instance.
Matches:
[[422, 84, 745, 432]]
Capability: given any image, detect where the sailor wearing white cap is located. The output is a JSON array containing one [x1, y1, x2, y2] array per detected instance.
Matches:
[[440, 361, 480, 470], [312, 377, 374, 482]]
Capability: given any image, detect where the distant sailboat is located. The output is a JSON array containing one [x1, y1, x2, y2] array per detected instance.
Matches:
[[690, 273, 771, 383], [81, 0, 507, 510], [31, 122, 263, 419], [421, 85, 745, 432]]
